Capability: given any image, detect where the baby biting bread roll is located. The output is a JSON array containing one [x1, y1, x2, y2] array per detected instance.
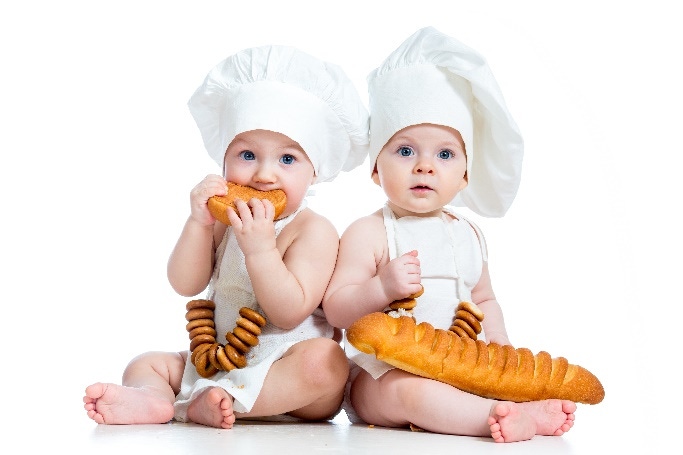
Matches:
[[208, 182, 287, 225]]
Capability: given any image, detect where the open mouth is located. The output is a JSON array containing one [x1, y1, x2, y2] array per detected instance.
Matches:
[[411, 185, 433, 191]]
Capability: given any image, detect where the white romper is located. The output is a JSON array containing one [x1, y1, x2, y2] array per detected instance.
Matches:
[[174, 201, 335, 420], [343, 204, 487, 422]]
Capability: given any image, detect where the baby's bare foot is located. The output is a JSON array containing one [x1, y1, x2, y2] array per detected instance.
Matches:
[[83, 382, 174, 425], [487, 399, 576, 443], [186, 387, 236, 429]]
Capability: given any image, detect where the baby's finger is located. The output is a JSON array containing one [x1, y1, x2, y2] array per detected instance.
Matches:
[[247, 198, 266, 220], [202, 174, 226, 187], [226, 207, 241, 229], [214, 181, 228, 195], [400, 250, 420, 265], [406, 263, 421, 276], [262, 199, 275, 220], [234, 199, 254, 222], [192, 176, 227, 201], [247, 198, 276, 221]]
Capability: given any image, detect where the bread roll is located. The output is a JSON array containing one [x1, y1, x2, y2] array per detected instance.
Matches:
[[208, 182, 287, 225], [346, 312, 605, 404]]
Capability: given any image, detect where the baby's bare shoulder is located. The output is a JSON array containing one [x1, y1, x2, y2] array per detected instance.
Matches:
[[298, 208, 336, 231], [281, 208, 337, 244], [343, 209, 384, 237]]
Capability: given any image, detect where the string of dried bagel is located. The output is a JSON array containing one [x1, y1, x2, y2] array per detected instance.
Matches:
[[185, 299, 267, 378], [386, 285, 485, 341], [386, 285, 485, 431]]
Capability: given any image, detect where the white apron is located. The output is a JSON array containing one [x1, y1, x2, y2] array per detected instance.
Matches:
[[346, 203, 488, 379], [174, 201, 335, 419]]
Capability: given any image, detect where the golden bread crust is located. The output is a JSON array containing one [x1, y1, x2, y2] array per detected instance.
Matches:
[[346, 312, 605, 404], [208, 182, 287, 225]]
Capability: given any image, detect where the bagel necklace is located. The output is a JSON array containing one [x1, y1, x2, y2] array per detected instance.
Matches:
[[185, 299, 267, 378], [386, 285, 484, 340]]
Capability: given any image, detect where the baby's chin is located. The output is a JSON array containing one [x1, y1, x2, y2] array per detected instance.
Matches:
[[388, 200, 444, 218]]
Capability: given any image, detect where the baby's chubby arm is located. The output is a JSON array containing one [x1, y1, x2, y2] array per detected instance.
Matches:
[[167, 174, 227, 297], [245, 209, 339, 330], [470, 263, 510, 345], [323, 213, 422, 329]]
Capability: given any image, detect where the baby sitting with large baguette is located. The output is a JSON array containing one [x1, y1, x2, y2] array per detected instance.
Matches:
[[322, 27, 576, 443]]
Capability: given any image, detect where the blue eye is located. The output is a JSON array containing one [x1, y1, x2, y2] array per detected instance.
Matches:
[[280, 154, 295, 165], [240, 150, 255, 160], [398, 146, 413, 157], [438, 150, 454, 160]]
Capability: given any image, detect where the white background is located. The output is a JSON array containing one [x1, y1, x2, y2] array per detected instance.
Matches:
[[1, 1, 679, 450]]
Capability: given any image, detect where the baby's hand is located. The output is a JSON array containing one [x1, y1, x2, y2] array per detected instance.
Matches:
[[228, 198, 277, 255], [189, 174, 228, 226], [378, 250, 422, 302]]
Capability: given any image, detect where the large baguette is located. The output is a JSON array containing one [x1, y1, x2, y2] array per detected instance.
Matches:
[[346, 312, 604, 404]]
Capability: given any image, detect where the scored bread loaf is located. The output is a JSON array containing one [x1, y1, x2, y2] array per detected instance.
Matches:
[[346, 312, 605, 404], [208, 182, 287, 226]]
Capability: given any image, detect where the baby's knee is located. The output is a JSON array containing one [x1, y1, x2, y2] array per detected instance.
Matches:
[[123, 351, 185, 383], [378, 371, 429, 412], [297, 339, 349, 389]]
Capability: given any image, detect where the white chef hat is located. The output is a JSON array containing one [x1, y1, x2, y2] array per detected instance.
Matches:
[[189, 45, 370, 183], [367, 27, 524, 217]]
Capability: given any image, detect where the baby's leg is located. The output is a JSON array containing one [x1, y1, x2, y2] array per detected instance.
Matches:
[[83, 351, 185, 425], [350, 369, 495, 436], [239, 338, 349, 420], [187, 387, 236, 429], [487, 400, 576, 443]]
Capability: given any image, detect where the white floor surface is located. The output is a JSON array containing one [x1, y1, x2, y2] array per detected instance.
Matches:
[[77, 419, 593, 454], [29, 408, 639, 455], [7, 368, 668, 455]]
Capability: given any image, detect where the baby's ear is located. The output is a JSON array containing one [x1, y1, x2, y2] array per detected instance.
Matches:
[[371, 168, 381, 187]]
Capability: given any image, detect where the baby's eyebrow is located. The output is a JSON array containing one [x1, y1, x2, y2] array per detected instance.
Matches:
[[226, 138, 251, 150], [279, 145, 307, 156], [391, 135, 413, 143]]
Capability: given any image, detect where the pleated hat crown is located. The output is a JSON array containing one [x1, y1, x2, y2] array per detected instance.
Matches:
[[189, 45, 370, 183]]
